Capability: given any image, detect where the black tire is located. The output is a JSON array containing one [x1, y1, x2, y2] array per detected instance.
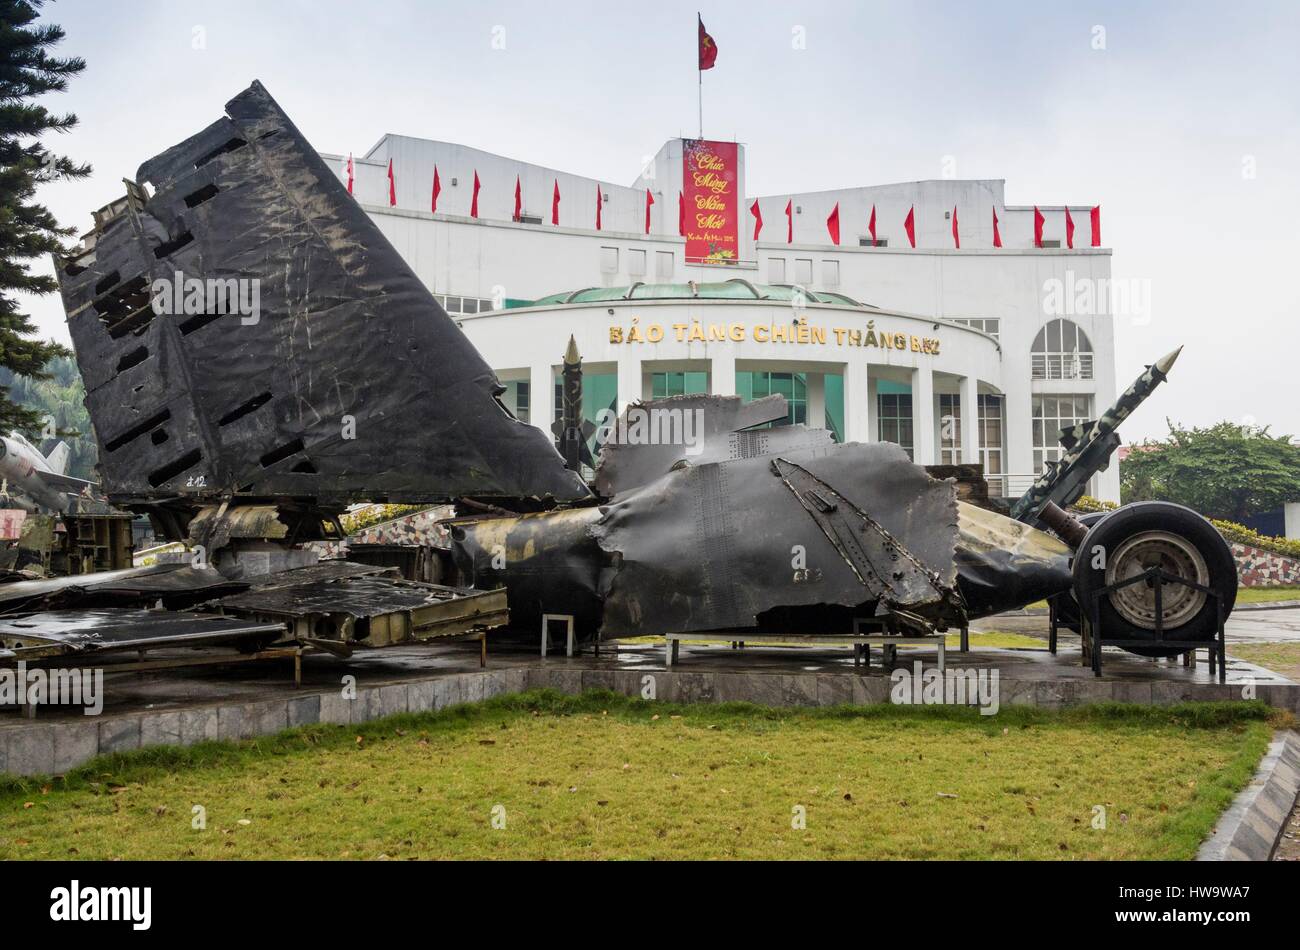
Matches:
[[1071, 501, 1237, 657], [1051, 511, 1111, 632]]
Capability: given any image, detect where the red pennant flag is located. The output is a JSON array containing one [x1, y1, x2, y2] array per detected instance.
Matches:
[[552, 179, 561, 225], [678, 190, 685, 236], [387, 159, 396, 207], [750, 200, 762, 241], [992, 208, 1002, 247], [431, 165, 441, 213], [951, 205, 960, 249], [785, 199, 793, 243], [1065, 207, 1075, 249], [868, 204, 876, 245], [904, 206, 916, 248], [1033, 205, 1044, 247], [698, 16, 718, 70], [1090, 205, 1101, 246], [645, 188, 654, 234], [826, 202, 840, 245], [595, 184, 602, 230], [513, 175, 522, 222], [471, 171, 481, 218], [346, 153, 354, 195]]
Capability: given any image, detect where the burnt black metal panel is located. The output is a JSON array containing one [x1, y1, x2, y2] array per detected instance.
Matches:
[[56, 81, 588, 510]]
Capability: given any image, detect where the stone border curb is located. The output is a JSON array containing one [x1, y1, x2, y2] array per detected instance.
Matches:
[[3, 666, 1298, 778], [1197, 730, 1300, 861]]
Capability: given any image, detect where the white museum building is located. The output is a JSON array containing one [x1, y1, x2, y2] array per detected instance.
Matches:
[[323, 134, 1120, 501]]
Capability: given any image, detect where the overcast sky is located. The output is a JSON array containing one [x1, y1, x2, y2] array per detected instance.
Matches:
[[19, 0, 1300, 442]]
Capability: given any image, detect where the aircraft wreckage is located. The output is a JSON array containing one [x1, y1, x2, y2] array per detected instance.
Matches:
[[20, 80, 1236, 674]]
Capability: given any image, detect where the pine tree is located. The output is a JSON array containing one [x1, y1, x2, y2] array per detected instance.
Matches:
[[0, 0, 89, 434]]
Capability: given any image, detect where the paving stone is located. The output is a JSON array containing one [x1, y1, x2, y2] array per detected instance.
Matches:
[[351, 688, 382, 724], [244, 701, 288, 737], [502, 669, 527, 694], [782, 674, 818, 707], [1107, 681, 1154, 704], [140, 711, 182, 749], [318, 692, 352, 725], [99, 717, 141, 755], [716, 673, 783, 707], [287, 694, 321, 727], [180, 707, 219, 745], [406, 681, 436, 714], [378, 684, 408, 718], [581, 669, 617, 693], [524, 668, 550, 692], [675, 672, 715, 704], [9, 724, 56, 776], [852, 675, 891, 705], [998, 677, 1039, 707], [1034, 680, 1079, 709], [52, 720, 100, 774], [549, 669, 583, 696], [816, 674, 855, 707]]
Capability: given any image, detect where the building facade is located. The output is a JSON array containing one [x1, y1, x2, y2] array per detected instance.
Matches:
[[323, 135, 1119, 500]]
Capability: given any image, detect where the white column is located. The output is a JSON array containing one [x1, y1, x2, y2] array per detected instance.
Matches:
[[866, 374, 878, 442], [710, 351, 736, 396], [529, 362, 554, 435], [806, 373, 825, 429], [617, 355, 643, 413], [912, 365, 935, 464], [959, 373, 979, 464], [844, 361, 870, 442]]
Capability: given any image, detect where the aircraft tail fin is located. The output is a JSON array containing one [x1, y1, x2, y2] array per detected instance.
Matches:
[[45, 441, 70, 475]]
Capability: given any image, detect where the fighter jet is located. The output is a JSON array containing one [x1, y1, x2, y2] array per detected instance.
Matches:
[[0, 432, 96, 513]]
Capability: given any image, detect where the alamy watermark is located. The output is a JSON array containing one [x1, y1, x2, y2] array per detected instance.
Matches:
[[890, 661, 1000, 715], [150, 270, 260, 325], [593, 405, 706, 456], [0, 663, 103, 715], [1042, 270, 1151, 325]]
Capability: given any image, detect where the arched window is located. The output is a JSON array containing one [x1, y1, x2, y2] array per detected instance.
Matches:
[[1031, 319, 1093, 380]]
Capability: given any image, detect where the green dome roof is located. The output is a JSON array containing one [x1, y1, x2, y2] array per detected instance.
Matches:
[[523, 280, 871, 308]]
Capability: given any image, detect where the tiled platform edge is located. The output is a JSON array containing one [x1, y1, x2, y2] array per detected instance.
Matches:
[[1197, 731, 1300, 861], [3, 667, 1299, 778]]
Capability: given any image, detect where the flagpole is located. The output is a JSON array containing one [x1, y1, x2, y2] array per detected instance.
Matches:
[[697, 13, 703, 139], [698, 67, 702, 139]]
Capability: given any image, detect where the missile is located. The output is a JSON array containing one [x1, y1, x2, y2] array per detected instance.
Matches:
[[1010, 345, 1182, 525], [551, 335, 594, 473]]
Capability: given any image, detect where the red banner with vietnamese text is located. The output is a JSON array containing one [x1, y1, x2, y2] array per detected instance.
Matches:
[[683, 139, 739, 263]]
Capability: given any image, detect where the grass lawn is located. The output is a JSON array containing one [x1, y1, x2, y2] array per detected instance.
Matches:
[[1237, 586, 1300, 604], [1227, 642, 1300, 682], [0, 692, 1278, 861]]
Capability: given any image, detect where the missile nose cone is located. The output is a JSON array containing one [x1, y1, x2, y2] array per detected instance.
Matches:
[[563, 334, 581, 366], [1154, 345, 1183, 375]]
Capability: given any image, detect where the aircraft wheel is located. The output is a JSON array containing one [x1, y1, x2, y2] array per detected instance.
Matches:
[[1071, 502, 1236, 657]]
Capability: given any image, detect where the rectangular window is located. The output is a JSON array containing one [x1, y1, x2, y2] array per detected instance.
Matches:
[[938, 393, 962, 464], [951, 317, 1000, 342], [821, 260, 840, 287], [768, 258, 786, 283], [979, 394, 1005, 494], [735, 371, 807, 426], [1032, 394, 1090, 473], [651, 371, 708, 398], [655, 251, 674, 278], [628, 248, 647, 276], [859, 237, 887, 247], [794, 258, 813, 285], [877, 392, 914, 460], [501, 380, 530, 423], [599, 246, 619, 274]]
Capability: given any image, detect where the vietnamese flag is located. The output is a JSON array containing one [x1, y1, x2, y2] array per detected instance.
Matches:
[[1090, 205, 1101, 246], [904, 205, 916, 248], [1033, 206, 1044, 247], [513, 175, 522, 222], [431, 165, 441, 213], [698, 15, 718, 70], [1065, 207, 1075, 249], [645, 188, 654, 234], [868, 204, 876, 245], [992, 208, 1002, 247], [595, 184, 602, 230], [346, 153, 354, 195], [750, 200, 762, 240], [552, 179, 561, 225], [785, 199, 793, 243], [387, 159, 396, 207], [826, 202, 840, 245], [471, 171, 481, 218], [951, 205, 960, 249]]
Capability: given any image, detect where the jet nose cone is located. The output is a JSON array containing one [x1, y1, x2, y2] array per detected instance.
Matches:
[[1154, 345, 1183, 375]]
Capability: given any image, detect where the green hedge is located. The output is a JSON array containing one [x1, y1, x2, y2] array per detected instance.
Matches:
[[1068, 495, 1300, 561]]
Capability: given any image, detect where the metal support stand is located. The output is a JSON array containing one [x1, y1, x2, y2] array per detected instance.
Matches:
[[541, 614, 576, 658], [1086, 567, 1225, 683]]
